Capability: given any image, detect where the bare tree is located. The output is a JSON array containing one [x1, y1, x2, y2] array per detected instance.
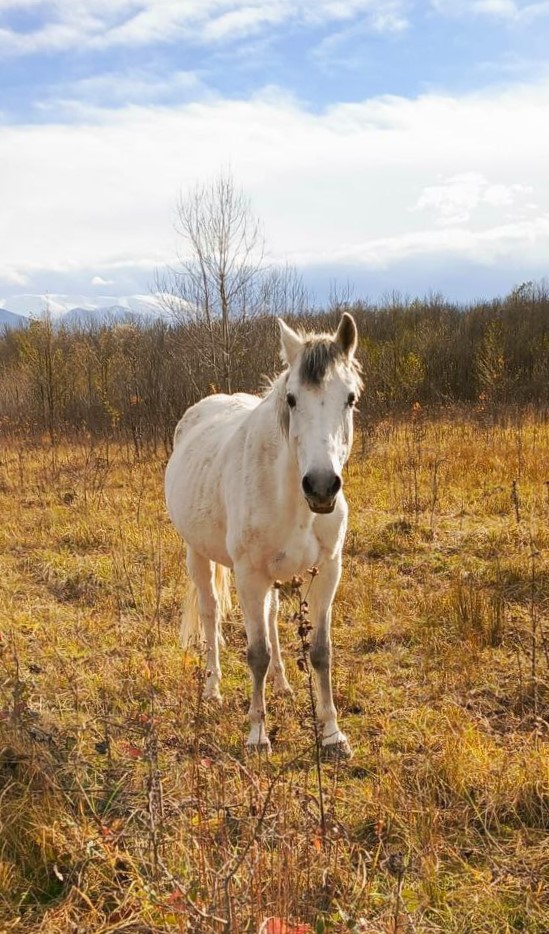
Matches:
[[158, 173, 266, 393], [260, 263, 311, 320]]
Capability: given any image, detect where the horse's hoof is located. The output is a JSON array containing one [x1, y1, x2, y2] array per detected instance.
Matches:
[[204, 688, 223, 705], [273, 680, 294, 697], [321, 738, 353, 761]]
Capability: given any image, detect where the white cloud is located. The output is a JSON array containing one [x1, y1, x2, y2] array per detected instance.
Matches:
[[203, 5, 287, 40], [470, 0, 518, 16], [1, 0, 545, 60], [69, 69, 204, 105], [0, 0, 409, 54], [34, 68, 210, 115], [312, 6, 408, 70], [292, 215, 549, 267], [0, 266, 28, 287], [1, 78, 548, 291], [370, 9, 409, 31], [431, 0, 549, 19], [431, 0, 517, 17], [91, 275, 114, 286], [413, 172, 532, 225]]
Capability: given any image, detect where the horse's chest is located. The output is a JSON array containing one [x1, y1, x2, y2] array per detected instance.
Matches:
[[265, 527, 321, 581]]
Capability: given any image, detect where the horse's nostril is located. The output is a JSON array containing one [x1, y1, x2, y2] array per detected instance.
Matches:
[[329, 474, 342, 497], [303, 472, 341, 500], [302, 473, 315, 497]]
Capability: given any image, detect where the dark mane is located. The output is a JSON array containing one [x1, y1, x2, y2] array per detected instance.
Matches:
[[268, 331, 363, 438], [299, 336, 363, 391], [299, 338, 342, 386]]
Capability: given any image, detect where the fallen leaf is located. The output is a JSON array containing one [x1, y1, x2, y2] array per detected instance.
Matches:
[[122, 743, 143, 759]]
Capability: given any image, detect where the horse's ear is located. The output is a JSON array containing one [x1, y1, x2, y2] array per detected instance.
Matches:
[[335, 312, 358, 359], [278, 318, 302, 365]]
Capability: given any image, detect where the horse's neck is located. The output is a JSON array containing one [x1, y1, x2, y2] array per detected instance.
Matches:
[[257, 389, 306, 514]]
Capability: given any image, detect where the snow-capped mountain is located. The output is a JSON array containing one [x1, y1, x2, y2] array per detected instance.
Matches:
[[0, 294, 169, 328], [4, 293, 166, 319], [62, 304, 159, 328], [0, 308, 29, 329]]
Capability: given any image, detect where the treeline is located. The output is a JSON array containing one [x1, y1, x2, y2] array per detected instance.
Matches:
[[0, 314, 284, 453], [1, 280, 549, 449]]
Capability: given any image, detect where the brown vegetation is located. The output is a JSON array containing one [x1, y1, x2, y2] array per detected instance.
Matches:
[[2, 280, 549, 451], [1, 411, 549, 931]]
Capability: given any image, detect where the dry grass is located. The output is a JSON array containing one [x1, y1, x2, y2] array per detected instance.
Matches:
[[1, 412, 549, 932]]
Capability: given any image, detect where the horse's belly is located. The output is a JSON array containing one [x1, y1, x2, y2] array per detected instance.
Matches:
[[166, 433, 231, 563]]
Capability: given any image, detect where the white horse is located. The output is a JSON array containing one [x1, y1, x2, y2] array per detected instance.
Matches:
[[165, 313, 362, 756]]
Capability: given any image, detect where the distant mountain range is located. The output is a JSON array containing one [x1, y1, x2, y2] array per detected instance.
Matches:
[[61, 304, 160, 328], [0, 294, 168, 331], [0, 308, 29, 329]]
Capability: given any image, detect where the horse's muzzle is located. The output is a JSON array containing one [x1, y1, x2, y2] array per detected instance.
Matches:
[[306, 497, 337, 514], [302, 470, 341, 514]]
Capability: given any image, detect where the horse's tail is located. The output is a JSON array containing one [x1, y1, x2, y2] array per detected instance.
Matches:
[[180, 581, 200, 648], [180, 563, 232, 649], [215, 564, 232, 636]]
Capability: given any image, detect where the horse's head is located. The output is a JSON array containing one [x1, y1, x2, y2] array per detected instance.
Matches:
[[277, 313, 362, 514]]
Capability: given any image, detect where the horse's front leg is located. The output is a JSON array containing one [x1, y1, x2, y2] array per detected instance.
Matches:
[[308, 555, 352, 758], [234, 563, 273, 751]]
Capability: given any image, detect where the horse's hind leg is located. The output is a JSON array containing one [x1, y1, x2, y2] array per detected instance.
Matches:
[[187, 548, 222, 702], [234, 563, 272, 751], [268, 588, 292, 695]]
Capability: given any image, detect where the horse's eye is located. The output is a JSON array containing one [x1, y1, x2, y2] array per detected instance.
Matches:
[[287, 393, 296, 409], [347, 392, 356, 407]]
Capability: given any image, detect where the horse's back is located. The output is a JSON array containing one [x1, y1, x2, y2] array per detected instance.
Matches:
[[172, 393, 258, 448]]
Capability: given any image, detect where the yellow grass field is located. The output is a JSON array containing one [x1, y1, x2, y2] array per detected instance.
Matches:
[[1, 411, 548, 933]]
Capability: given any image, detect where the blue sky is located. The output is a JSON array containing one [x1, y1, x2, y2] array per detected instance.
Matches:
[[1, 0, 549, 313]]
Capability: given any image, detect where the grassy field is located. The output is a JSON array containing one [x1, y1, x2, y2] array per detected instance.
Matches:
[[1, 410, 548, 933]]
